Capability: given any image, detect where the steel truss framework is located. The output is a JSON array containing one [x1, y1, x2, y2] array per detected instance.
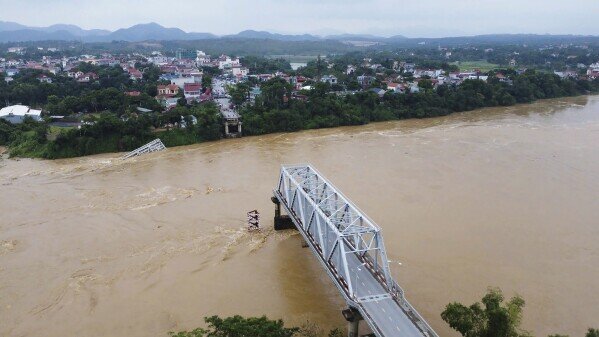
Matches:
[[274, 164, 438, 337], [122, 138, 166, 159]]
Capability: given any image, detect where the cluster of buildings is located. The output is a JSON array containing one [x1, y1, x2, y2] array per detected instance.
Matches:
[[148, 50, 249, 80], [195, 51, 248, 76], [585, 62, 599, 80], [380, 69, 492, 94], [0, 51, 141, 84], [149, 51, 252, 108], [3, 43, 599, 121]]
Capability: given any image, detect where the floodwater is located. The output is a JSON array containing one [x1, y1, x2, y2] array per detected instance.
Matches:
[[1, 96, 598, 337]]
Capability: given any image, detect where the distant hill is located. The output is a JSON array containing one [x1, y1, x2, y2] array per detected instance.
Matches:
[[0, 21, 598, 47], [0, 21, 215, 43], [225, 30, 321, 41], [107, 23, 216, 41], [0, 21, 111, 42], [0, 29, 79, 43], [382, 34, 599, 47], [43, 24, 110, 37], [387, 35, 409, 41], [0, 21, 29, 32], [325, 33, 388, 41]]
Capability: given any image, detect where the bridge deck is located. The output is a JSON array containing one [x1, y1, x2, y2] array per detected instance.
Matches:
[[274, 164, 437, 337]]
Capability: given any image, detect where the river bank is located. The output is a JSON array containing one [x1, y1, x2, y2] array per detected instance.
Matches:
[[3, 92, 598, 161], [1, 95, 598, 337]]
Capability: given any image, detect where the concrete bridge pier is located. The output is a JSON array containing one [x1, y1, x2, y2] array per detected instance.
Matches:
[[223, 116, 242, 138], [342, 307, 363, 337], [271, 196, 295, 230]]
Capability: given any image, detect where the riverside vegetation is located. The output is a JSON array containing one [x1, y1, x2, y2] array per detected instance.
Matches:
[[2, 67, 599, 159], [169, 289, 598, 337]]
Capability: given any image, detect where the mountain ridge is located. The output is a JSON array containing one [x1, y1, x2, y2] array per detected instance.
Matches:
[[1, 21, 598, 45]]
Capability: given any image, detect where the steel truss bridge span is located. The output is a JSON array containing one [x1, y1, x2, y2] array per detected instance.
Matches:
[[273, 164, 438, 337]]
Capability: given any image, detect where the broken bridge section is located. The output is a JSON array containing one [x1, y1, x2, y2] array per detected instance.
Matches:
[[122, 139, 166, 159]]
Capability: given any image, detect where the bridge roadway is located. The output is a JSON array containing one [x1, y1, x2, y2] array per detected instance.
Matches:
[[346, 251, 426, 337], [273, 164, 438, 337]]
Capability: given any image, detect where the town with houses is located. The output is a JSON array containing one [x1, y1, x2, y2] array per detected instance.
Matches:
[[1, 43, 599, 138]]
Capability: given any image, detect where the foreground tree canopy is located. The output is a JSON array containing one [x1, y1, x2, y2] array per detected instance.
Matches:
[[442, 288, 597, 337], [168, 315, 344, 337], [441, 288, 530, 337]]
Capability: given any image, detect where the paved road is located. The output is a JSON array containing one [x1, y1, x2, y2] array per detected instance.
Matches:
[[345, 250, 424, 337], [212, 78, 239, 119]]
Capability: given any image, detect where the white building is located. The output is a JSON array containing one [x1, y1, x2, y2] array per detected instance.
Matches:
[[320, 75, 338, 85], [218, 55, 240, 70], [232, 66, 249, 77], [170, 75, 201, 89], [7, 47, 25, 54], [467, 74, 489, 81], [149, 56, 170, 65], [0, 105, 42, 124], [196, 50, 211, 65], [413, 69, 444, 78]]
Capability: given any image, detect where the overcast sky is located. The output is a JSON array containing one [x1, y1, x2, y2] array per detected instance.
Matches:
[[1, 0, 599, 37]]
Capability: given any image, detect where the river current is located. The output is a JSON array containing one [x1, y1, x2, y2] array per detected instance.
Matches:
[[1, 96, 598, 337]]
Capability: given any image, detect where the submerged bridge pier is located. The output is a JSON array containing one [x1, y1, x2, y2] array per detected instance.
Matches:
[[272, 164, 438, 337], [342, 307, 364, 337], [271, 196, 295, 230]]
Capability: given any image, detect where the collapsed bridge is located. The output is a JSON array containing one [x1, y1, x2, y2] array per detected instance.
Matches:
[[272, 164, 438, 337]]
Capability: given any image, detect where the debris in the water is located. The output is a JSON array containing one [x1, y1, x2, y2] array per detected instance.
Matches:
[[247, 210, 260, 231]]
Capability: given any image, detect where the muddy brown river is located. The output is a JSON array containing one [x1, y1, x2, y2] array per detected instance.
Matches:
[[1, 96, 598, 337]]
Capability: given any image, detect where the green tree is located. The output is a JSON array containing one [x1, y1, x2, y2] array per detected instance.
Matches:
[[229, 83, 250, 106], [169, 328, 207, 337], [418, 79, 434, 91], [168, 315, 346, 337], [258, 78, 293, 109], [315, 54, 324, 81], [202, 74, 213, 89], [203, 315, 298, 337], [586, 329, 599, 337], [548, 328, 599, 337], [441, 288, 531, 337]]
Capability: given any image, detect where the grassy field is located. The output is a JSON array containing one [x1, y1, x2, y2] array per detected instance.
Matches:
[[267, 54, 320, 62], [451, 60, 500, 72], [47, 125, 75, 141]]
